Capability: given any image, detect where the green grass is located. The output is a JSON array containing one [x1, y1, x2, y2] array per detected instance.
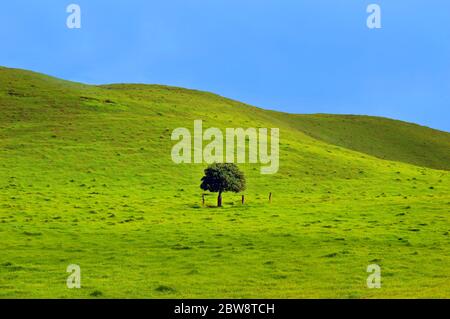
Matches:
[[289, 114, 450, 171], [1, 66, 449, 298]]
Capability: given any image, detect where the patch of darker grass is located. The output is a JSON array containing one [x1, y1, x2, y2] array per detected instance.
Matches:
[[2, 262, 24, 271], [23, 231, 42, 236], [89, 290, 103, 297], [171, 244, 192, 250], [370, 258, 382, 263], [155, 285, 176, 293], [272, 274, 288, 279]]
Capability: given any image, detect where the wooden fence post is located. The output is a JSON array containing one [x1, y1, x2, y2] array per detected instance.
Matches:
[[242, 195, 245, 205]]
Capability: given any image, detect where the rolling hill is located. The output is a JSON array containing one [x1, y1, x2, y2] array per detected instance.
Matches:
[[290, 114, 450, 171], [1, 66, 449, 298]]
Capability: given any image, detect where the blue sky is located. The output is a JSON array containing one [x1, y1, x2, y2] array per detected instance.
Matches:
[[1, 0, 449, 131]]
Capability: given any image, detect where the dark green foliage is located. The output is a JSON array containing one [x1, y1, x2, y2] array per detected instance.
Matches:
[[200, 163, 246, 207]]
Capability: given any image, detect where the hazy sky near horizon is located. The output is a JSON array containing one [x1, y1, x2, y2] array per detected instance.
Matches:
[[1, 0, 449, 131]]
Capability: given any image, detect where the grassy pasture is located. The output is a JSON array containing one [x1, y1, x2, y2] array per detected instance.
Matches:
[[1, 67, 449, 298]]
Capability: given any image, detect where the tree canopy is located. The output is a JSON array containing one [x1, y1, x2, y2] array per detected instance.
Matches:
[[200, 163, 246, 207]]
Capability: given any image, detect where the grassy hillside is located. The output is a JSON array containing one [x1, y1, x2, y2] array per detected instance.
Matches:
[[289, 114, 450, 171], [1, 67, 449, 298]]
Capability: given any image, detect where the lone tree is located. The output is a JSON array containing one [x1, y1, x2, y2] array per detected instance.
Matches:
[[200, 163, 246, 207]]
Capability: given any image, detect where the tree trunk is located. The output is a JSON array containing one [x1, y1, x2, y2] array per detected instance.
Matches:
[[217, 191, 222, 207]]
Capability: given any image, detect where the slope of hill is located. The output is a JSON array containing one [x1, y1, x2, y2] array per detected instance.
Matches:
[[289, 114, 450, 171], [1, 67, 449, 298]]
